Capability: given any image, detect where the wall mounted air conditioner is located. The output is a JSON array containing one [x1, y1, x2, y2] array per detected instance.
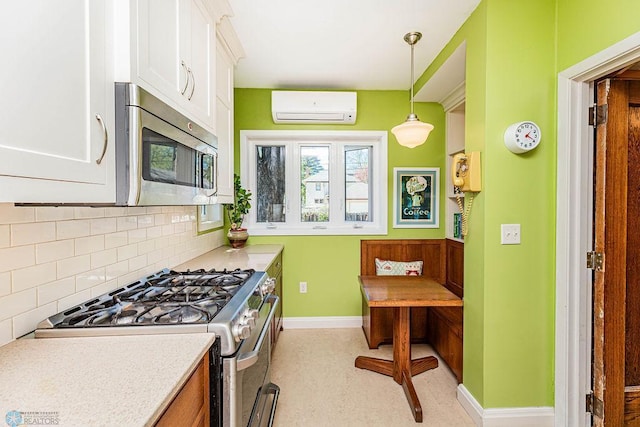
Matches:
[[271, 91, 357, 124]]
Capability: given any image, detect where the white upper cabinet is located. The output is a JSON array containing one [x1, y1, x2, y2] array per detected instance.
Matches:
[[215, 17, 245, 203], [0, 0, 116, 203], [126, 0, 216, 133], [215, 38, 235, 202]]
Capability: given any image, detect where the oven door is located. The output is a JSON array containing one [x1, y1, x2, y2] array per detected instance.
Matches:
[[223, 295, 279, 427]]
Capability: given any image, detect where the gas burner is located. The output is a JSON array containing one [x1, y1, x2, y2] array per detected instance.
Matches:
[[52, 268, 257, 328]]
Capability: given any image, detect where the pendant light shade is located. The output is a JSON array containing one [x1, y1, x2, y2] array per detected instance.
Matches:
[[392, 32, 434, 148]]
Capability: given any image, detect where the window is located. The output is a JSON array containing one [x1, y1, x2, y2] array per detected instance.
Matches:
[[197, 204, 223, 233], [241, 130, 387, 235]]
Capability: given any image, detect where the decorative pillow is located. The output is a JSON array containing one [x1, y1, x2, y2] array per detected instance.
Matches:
[[375, 258, 423, 276]]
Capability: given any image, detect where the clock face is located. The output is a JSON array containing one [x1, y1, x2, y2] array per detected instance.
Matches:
[[504, 121, 541, 154]]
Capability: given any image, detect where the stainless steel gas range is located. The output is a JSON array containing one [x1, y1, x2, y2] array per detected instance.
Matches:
[[35, 268, 280, 427]]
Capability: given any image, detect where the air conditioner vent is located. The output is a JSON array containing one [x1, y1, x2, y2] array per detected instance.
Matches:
[[271, 91, 357, 124]]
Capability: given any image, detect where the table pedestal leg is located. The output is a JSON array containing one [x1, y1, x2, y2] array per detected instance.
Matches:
[[355, 306, 440, 423]]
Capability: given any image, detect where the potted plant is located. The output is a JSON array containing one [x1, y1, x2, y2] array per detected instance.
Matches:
[[224, 174, 252, 248]]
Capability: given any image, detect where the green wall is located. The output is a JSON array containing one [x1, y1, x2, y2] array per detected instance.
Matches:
[[412, 0, 640, 411], [234, 0, 640, 413], [234, 89, 445, 317], [557, 0, 640, 71]]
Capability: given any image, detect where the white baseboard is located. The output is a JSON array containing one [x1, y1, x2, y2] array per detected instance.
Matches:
[[457, 384, 555, 427], [282, 316, 362, 329]]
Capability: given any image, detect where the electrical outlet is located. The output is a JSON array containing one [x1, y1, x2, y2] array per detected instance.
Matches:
[[501, 224, 521, 245], [299, 281, 307, 293]]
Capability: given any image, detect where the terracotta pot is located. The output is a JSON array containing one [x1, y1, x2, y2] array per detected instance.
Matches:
[[227, 228, 249, 248]]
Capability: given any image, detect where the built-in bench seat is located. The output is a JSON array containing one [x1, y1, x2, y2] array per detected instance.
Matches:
[[360, 239, 464, 383]]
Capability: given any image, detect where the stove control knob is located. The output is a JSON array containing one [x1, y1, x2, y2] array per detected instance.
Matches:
[[232, 323, 251, 342], [261, 277, 276, 294], [245, 309, 259, 327]]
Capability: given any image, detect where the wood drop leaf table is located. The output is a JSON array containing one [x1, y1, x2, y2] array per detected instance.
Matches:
[[355, 275, 463, 423]]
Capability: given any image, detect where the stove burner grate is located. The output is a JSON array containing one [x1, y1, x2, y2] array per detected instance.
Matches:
[[56, 268, 255, 327]]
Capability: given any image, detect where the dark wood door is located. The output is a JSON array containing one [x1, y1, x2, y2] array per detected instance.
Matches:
[[592, 78, 640, 426]]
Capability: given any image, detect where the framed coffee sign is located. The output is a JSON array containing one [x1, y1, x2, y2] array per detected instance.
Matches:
[[392, 167, 439, 228]]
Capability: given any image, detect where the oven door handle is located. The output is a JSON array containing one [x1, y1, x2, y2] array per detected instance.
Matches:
[[237, 295, 279, 371]]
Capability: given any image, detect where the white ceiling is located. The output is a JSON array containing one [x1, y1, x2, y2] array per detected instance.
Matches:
[[228, 0, 480, 100]]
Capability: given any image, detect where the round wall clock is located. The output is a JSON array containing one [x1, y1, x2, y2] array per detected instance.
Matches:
[[504, 121, 541, 154]]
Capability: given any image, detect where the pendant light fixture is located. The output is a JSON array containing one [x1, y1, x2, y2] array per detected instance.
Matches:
[[391, 32, 434, 148]]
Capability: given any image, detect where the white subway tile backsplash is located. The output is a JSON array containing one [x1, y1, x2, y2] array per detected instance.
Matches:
[[75, 235, 105, 255], [0, 289, 37, 322], [11, 262, 57, 293], [162, 224, 175, 236], [0, 204, 35, 224], [0, 272, 10, 297], [57, 219, 91, 240], [76, 268, 106, 291], [137, 215, 154, 227], [0, 245, 35, 273], [154, 214, 167, 225], [37, 277, 75, 306], [0, 318, 12, 346], [117, 244, 138, 262], [127, 228, 147, 243], [105, 261, 128, 281], [127, 207, 147, 216], [90, 248, 117, 269], [128, 254, 148, 272], [0, 225, 9, 248], [90, 279, 118, 297], [103, 207, 128, 218], [137, 240, 155, 255], [11, 221, 56, 246], [147, 248, 164, 265], [35, 240, 74, 264], [57, 289, 91, 312], [0, 204, 219, 344], [13, 302, 57, 337], [104, 231, 128, 249], [117, 216, 138, 231], [146, 226, 163, 239], [35, 206, 74, 222], [57, 254, 91, 279], [90, 217, 117, 235], [74, 207, 105, 219]]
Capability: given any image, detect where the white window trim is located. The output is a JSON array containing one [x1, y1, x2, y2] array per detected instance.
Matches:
[[240, 130, 388, 236]]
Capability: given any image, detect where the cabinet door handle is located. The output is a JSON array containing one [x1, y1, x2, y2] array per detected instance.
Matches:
[[180, 61, 189, 95], [95, 113, 108, 165], [188, 69, 195, 100]]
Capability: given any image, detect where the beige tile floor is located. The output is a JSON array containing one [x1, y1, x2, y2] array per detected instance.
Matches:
[[270, 328, 475, 427]]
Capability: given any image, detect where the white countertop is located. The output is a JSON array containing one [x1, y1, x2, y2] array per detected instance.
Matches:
[[0, 334, 214, 427], [174, 244, 283, 271]]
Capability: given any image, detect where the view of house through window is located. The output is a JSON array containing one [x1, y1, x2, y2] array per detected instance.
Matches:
[[300, 146, 329, 222], [241, 130, 387, 236], [345, 146, 371, 222]]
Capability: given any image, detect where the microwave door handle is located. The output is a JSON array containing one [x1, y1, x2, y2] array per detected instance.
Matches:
[[212, 152, 218, 196], [204, 153, 217, 197], [236, 295, 279, 371]]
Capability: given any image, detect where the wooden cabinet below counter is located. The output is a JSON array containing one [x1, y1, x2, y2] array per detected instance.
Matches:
[[267, 250, 283, 350], [155, 352, 210, 427]]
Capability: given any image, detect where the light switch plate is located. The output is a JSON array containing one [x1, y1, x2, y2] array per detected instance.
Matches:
[[501, 224, 521, 245]]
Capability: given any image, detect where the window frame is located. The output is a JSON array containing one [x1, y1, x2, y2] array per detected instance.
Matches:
[[240, 130, 388, 236]]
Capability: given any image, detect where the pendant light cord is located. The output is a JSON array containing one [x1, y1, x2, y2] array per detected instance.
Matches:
[[410, 42, 415, 115]]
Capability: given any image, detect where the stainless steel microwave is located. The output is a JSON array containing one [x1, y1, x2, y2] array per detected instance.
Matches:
[[114, 83, 217, 206]]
